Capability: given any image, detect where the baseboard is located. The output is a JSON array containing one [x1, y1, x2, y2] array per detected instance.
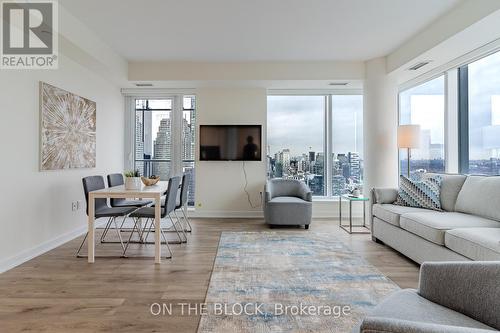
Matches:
[[187, 210, 356, 219], [0, 220, 106, 274], [188, 210, 264, 218]]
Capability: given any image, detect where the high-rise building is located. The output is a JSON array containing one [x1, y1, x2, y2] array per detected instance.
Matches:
[[153, 118, 172, 179], [349, 152, 361, 183], [135, 113, 145, 175]]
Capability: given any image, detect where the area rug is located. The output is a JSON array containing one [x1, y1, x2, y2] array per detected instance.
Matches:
[[198, 232, 399, 333]]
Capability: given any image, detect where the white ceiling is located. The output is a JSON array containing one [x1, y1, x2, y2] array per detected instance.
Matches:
[[61, 0, 461, 62]]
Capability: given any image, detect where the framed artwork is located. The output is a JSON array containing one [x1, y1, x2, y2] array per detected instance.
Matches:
[[39, 82, 96, 170]]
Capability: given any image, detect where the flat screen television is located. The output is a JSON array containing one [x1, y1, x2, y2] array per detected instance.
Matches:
[[199, 125, 262, 161]]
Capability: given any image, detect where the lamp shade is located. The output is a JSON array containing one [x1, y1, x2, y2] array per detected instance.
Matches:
[[398, 124, 421, 148]]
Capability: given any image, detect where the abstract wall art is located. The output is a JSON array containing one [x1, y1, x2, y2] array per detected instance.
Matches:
[[39, 82, 96, 170]]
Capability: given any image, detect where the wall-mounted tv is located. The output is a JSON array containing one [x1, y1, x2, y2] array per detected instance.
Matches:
[[199, 125, 262, 161]]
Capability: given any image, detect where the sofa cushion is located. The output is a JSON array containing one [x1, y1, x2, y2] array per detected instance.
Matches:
[[399, 212, 500, 245], [363, 289, 494, 331], [395, 175, 443, 211], [372, 204, 430, 227], [425, 173, 467, 211], [445, 228, 500, 261], [455, 176, 500, 221], [268, 196, 309, 204]]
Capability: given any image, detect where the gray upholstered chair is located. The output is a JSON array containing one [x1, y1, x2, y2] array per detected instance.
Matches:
[[358, 262, 500, 333], [264, 179, 312, 229], [77, 176, 136, 257]]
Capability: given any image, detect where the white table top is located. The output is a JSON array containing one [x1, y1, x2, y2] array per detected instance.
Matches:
[[89, 181, 169, 197]]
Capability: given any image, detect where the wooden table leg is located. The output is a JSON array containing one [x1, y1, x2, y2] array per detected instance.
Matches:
[[155, 193, 161, 264], [88, 194, 95, 263]]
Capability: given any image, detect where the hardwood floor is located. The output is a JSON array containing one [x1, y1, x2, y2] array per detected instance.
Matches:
[[0, 219, 419, 332]]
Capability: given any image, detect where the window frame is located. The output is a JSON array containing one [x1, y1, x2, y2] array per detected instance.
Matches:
[[397, 42, 500, 178], [397, 74, 448, 176], [123, 89, 196, 204], [267, 89, 363, 199]]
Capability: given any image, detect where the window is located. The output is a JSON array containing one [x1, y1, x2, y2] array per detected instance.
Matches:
[[459, 51, 500, 175], [399, 76, 445, 177], [134, 96, 196, 206], [267, 94, 363, 197], [331, 95, 364, 196]]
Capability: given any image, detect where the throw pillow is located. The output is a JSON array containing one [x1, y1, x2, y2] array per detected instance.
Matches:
[[394, 174, 443, 211]]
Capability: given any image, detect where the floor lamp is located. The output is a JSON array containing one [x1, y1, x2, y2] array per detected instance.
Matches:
[[398, 124, 421, 178]]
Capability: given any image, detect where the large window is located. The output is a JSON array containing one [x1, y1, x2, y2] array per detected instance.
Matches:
[[459, 51, 500, 175], [267, 94, 363, 197], [134, 96, 196, 205], [331, 95, 364, 196], [399, 76, 445, 177]]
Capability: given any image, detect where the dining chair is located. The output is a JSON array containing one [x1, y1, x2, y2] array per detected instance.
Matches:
[[76, 176, 137, 258], [124, 176, 182, 258], [174, 172, 192, 233], [104, 173, 153, 241]]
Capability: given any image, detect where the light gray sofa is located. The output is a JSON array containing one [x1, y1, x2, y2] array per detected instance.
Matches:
[[359, 261, 500, 333], [371, 174, 500, 263], [264, 179, 312, 229]]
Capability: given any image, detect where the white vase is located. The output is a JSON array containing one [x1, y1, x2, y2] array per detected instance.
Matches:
[[125, 177, 142, 190]]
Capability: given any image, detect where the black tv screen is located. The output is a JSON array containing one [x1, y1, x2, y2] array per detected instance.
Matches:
[[199, 125, 262, 161]]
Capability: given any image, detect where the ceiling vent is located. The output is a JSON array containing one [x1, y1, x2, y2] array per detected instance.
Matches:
[[328, 82, 349, 86], [408, 61, 431, 71], [135, 83, 153, 87]]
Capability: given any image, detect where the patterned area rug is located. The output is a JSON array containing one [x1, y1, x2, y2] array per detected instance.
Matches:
[[198, 232, 399, 333]]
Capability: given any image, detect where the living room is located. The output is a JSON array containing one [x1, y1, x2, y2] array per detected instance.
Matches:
[[0, 0, 499, 332]]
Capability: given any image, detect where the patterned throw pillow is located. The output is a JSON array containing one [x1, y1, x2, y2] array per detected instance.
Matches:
[[394, 175, 443, 211]]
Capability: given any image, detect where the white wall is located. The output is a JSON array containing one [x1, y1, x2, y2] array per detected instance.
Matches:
[[193, 87, 267, 217], [128, 61, 364, 82], [363, 58, 399, 195], [0, 11, 126, 271]]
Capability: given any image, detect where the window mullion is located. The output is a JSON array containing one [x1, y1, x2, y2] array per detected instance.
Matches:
[[172, 95, 183, 176], [458, 66, 469, 174], [325, 95, 333, 198]]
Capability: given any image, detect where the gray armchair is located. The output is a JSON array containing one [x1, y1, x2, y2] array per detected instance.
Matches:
[[358, 262, 500, 333], [263, 179, 312, 229]]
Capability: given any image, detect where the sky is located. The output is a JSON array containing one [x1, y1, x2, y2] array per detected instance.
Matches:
[[267, 95, 363, 158]]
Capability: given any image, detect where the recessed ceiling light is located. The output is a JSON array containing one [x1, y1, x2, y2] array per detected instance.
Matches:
[[328, 82, 349, 86], [135, 83, 153, 87]]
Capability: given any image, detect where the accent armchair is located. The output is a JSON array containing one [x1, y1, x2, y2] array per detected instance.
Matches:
[[263, 179, 312, 229]]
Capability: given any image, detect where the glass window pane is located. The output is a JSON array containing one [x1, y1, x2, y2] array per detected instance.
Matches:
[[148, 99, 172, 110], [182, 96, 196, 206], [134, 97, 196, 206], [135, 99, 147, 109], [467, 51, 500, 175], [331, 95, 363, 195], [399, 76, 445, 178], [267, 96, 326, 196], [134, 100, 172, 179], [183, 96, 195, 109]]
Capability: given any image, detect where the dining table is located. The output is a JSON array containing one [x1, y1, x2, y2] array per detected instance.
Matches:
[[87, 181, 169, 264]]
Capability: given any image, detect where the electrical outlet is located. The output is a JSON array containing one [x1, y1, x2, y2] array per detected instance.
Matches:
[[71, 201, 78, 211], [76, 200, 82, 210]]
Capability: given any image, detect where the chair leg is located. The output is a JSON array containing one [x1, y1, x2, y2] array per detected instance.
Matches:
[[169, 214, 186, 243], [113, 217, 127, 252], [159, 225, 173, 259], [76, 232, 89, 257], [100, 217, 113, 243], [173, 210, 188, 242], [181, 206, 192, 232], [123, 217, 141, 256]]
